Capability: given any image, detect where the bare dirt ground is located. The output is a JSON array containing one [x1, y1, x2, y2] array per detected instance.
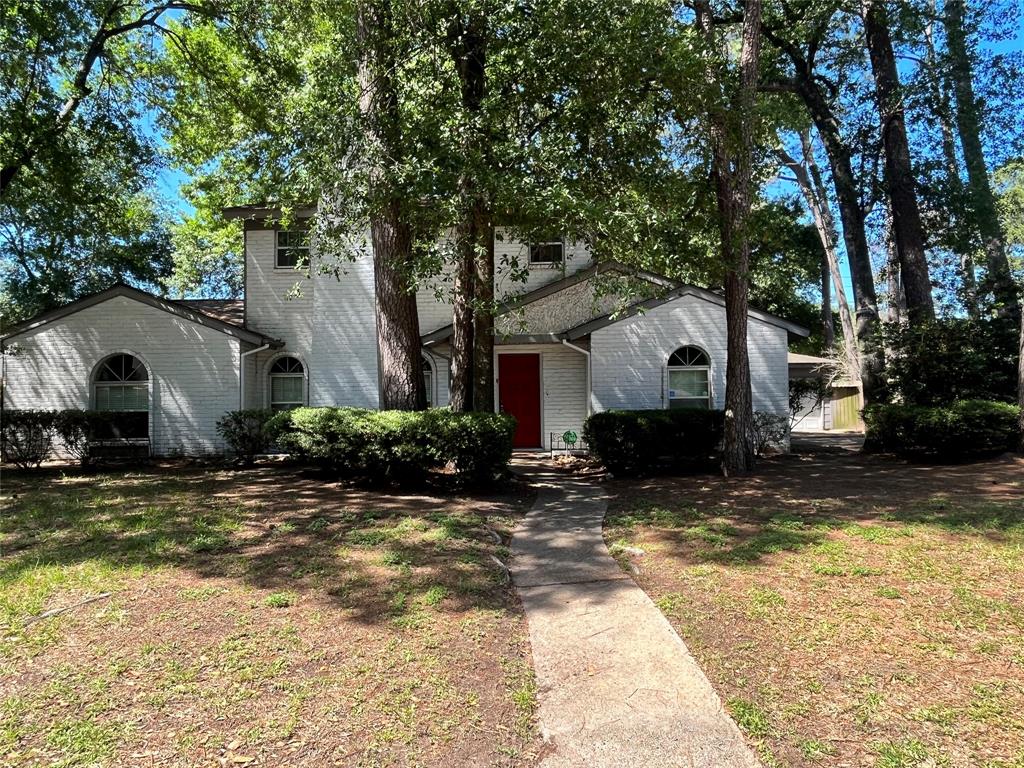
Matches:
[[0, 462, 541, 767], [603, 449, 1024, 768]]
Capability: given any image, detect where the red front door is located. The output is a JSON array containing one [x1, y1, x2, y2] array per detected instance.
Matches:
[[499, 354, 542, 448]]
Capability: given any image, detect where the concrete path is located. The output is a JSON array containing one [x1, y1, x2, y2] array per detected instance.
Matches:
[[510, 458, 759, 768]]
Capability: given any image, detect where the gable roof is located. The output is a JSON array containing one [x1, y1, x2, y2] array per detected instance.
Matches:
[[563, 284, 810, 340], [1, 284, 278, 346], [422, 261, 810, 344]]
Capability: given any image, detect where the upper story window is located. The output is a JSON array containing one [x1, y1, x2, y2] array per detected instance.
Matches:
[[94, 353, 149, 412], [269, 356, 306, 410], [529, 239, 564, 266], [667, 346, 711, 410], [276, 228, 309, 269]]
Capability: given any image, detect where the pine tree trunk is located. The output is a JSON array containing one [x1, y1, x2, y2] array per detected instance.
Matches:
[[371, 207, 426, 410], [449, 234, 475, 412], [944, 0, 1021, 321], [448, 9, 494, 413], [796, 78, 884, 401], [356, 0, 425, 411], [698, 0, 760, 476], [862, 0, 935, 324], [473, 218, 495, 411]]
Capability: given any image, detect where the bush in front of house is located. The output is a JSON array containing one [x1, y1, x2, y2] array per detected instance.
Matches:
[[1, 409, 57, 468], [583, 408, 725, 476], [216, 409, 278, 464], [863, 400, 1020, 460], [751, 411, 789, 457], [267, 406, 516, 484]]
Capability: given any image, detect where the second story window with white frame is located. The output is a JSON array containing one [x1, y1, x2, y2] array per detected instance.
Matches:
[[269, 356, 306, 410], [529, 238, 564, 266], [276, 226, 309, 269]]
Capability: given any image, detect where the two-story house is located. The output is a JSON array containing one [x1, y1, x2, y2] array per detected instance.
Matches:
[[1, 206, 808, 455]]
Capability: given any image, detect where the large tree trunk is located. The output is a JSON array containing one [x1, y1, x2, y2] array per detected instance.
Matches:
[[473, 218, 495, 411], [862, 0, 935, 324], [449, 238, 475, 411], [793, 74, 884, 401], [356, 0, 425, 411], [371, 208, 426, 410], [944, 0, 1020, 321], [698, 0, 760, 475], [448, 8, 495, 412]]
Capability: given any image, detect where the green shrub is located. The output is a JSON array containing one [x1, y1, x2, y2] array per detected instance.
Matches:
[[880, 319, 1018, 406], [216, 409, 278, 464], [53, 410, 113, 466], [864, 400, 1020, 461], [1, 409, 57, 468], [582, 408, 725, 476], [268, 407, 515, 485], [752, 411, 789, 456]]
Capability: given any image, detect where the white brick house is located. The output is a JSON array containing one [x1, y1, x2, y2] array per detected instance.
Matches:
[[1, 208, 808, 455]]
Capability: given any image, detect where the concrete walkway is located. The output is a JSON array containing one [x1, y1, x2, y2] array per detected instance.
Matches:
[[510, 458, 759, 768]]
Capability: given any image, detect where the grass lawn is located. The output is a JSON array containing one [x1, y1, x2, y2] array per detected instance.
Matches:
[[604, 448, 1024, 768], [0, 463, 540, 767]]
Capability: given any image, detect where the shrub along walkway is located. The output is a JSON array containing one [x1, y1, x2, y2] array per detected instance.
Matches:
[[509, 457, 758, 767]]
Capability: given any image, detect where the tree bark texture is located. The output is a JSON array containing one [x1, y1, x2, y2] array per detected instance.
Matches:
[[356, 0, 425, 411], [821, 255, 835, 348], [862, 0, 935, 324], [943, 0, 1020, 321], [697, 0, 760, 475], [448, 8, 495, 412]]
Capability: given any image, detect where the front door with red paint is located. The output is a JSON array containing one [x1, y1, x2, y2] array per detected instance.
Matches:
[[498, 354, 541, 448]]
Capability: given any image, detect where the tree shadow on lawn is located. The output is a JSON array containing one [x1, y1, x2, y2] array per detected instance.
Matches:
[[604, 449, 1024, 567], [0, 461, 533, 628]]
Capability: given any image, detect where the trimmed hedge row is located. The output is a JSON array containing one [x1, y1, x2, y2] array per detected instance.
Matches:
[[863, 399, 1020, 460], [267, 406, 516, 484], [583, 408, 726, 476], [1, 409, 146, 468]]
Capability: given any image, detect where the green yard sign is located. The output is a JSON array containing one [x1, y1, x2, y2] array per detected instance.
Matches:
[[562, 430, 578, 446]]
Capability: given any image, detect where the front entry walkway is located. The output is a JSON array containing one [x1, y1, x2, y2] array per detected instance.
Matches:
[[510, 458, 759, 767]]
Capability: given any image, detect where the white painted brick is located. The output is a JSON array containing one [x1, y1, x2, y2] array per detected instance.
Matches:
[[4, 295, 243, 455]]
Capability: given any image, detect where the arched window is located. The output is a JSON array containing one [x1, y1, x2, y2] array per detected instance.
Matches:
[[423, 356, 433, 408], [269, 356, 305, 410], [667, 346, 711, 409], [94, 354, 149, 412]]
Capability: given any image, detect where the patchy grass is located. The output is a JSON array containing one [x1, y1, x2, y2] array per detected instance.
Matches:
[[605, 449, 1024, 767], [0, 462, 539, 767]]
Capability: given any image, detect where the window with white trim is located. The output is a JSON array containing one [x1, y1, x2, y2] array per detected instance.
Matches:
[[269, 356, 305, 410], [94, 354, 149, 412], [529, 239, 563, 265], [667, 346, 711, 409], [276, 228, 309, 269], [423, 357, 433, 408]]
